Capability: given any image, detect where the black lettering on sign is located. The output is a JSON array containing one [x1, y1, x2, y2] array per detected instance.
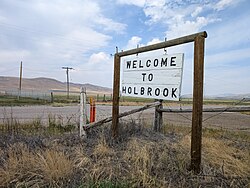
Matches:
[[122, 86, 126, 94], [170, 56, 176, 66], [161, 57, 168, 67], [140, 87, 145, 95], [128, 87, 132, 94], [134, 87, 138, 95], [142, 73, 146, 81], [146, 59, 151, 67], [155, 88, 160, 96], [139, 60, 143, 68], [163, 88, 169, 97], [132, 60, 137, 68], [126, 61, 131, 69], [148, 73, 153, 81], [171, 88, 177, 98], [147, 87, 152, 96], [154, 59, 159, 67]]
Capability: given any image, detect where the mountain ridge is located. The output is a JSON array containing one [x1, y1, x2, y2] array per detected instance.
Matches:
[[0, 76, 112, 94]]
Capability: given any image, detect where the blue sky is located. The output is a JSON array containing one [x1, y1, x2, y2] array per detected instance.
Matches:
[[0, 0, 249, 96]]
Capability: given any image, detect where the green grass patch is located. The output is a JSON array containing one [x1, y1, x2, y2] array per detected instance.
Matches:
[[0, 95, 49, 106], [52, 94, 80, 103]]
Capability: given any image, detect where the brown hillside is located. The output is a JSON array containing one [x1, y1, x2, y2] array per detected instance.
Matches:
[[0, 76, 112, 94]]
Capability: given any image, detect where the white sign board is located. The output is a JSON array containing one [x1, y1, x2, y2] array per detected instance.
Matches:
[[121, 53, 184, 101]]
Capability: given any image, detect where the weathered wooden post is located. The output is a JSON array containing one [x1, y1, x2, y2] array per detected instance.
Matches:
[[190, 35, 205, 173], [80, 87, 87, 137], [111, 54, 121, 138], [153, 100, 163, 132], [50, 92, 54, 103]]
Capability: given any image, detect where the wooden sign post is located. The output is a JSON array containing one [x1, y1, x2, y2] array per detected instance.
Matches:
[[112, 31, 207, 173], [191, 35, 205, 173]]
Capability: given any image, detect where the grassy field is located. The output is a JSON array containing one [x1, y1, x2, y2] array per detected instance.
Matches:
[[0, 95, 50, 106], [0, 120, 249, 187], [1, 93, 249, 107]]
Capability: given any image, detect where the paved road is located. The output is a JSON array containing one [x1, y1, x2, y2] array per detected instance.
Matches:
[[0, 104, 249, 131]]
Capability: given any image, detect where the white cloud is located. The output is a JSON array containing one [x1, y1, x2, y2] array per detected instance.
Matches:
[[88, 52, 111, 65], [142, 0, 242, 40], [143, 1, 212, 39], [116, 0, 146, 7], [31, 0, 126, 33], [72, 52, 113, 87], [124, 36, 142, 50], [0, 0, 126, 85], [191, 6, 203, 17], [0, 15, 7, 22], [206, 48, 250, 67], [0, 50, 30, 62], [214, 0, 235, 11], [147, 38, 162, 45], [95, 17, 126, 33], [206, 13, 250, 51], [166, 16, 216, 39]]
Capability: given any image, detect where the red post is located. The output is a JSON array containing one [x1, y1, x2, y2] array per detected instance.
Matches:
[[90, 97, 96, 123]]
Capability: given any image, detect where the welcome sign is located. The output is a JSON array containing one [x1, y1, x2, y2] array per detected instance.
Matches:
[[121, 53, 184, 101]]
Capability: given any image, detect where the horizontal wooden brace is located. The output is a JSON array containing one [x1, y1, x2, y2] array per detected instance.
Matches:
[[117, 31, 207, 57]]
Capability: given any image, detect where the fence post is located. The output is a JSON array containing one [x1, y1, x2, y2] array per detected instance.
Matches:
[[50, 92, 54, 103], [112, 54, 121, 138], [90, 97, 96, 123], [153, 100, 163, 132], [80, 87, 87, 137]]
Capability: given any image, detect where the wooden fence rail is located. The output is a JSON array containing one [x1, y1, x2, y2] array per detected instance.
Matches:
[[84, 101, 161, 130], [159, 106, 250, 113], [83, 103, 250, 131]]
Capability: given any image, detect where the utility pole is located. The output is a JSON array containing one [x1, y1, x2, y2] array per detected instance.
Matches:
[[62, 67, 73, 99], [18, 61, 23, 100]]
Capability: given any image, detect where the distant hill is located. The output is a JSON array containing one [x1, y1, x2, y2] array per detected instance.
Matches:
[[0, 76, 112, 94], [181, 93, 250, 100]]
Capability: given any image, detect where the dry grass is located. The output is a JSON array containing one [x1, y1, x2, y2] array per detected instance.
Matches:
[[35, 149, 74, 185], [0, 122, 249, 187], [241, 111, 250, 115], [0, 143, 74, 187], [203, 137, 250, 177], [179, 135, 250, 177], [123, 138, 157, 187]]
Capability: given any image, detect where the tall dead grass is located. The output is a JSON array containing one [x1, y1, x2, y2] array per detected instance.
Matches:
[[178, 135, 250, 177], [0, 122, 249, 187], [0, 143, 74, 187]]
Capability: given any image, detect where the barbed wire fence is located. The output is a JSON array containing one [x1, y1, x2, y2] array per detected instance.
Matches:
[[0, 95, 249, 134]]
